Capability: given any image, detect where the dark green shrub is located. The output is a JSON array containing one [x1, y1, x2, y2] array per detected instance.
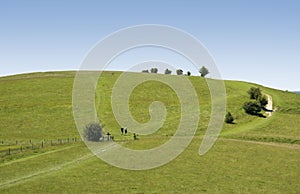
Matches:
[[259, 95, 268, 108], [243, 101, 262, 115], [247, 87, 262, 100], [84, 123, 103, 142], [225, 112, 234, 124]]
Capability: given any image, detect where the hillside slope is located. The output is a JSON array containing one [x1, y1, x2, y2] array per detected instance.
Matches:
[[1, 71, 299, 143], [0, 71, 299, 193]]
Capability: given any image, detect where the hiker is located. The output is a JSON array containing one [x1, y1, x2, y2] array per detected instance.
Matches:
[[124, 127, 128, 135], [120, 127, 124, 135]]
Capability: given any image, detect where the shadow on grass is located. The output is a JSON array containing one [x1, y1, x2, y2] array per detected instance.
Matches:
[[263, 107, 273, 112], [256, 113, 267, 118], [245, 112, 267, 118], [226, 122, 237, 125]]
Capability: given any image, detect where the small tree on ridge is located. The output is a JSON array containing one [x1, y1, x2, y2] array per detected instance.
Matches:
[[150, 68, 158, 73], [164, 68, 172, 75], [199, 66, 209, 77], [176, 69, 183, 75]]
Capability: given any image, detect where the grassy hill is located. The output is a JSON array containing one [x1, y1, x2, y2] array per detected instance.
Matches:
[[0, 71, 299, 193]]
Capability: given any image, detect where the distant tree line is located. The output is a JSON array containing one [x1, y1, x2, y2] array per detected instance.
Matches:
[[141, 65, 209, 77]]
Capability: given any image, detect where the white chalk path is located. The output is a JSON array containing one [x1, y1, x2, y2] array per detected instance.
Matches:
[[219, 138, 300, 150], [0, 143, 117, 189]]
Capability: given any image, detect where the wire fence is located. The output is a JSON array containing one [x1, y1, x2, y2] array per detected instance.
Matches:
[[0, 137, 81, 157]]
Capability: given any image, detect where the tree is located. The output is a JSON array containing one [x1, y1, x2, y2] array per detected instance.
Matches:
[[186, 71, 191, 76], [225, 112, 234, 124], [247, 87, 268, 109], [150, 68, 158, 73], [84, 123, 103, 141], [259, 95, 268, 108], [142, 69, 149, 73], [176, 69, 183, 75], [164, 68, 172, 75], [243, 101, 262, 115], [199, 66, 209, 77], [247, 87, 262, 100]]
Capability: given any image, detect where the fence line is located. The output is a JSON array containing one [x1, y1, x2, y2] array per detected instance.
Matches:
[[0, 135, 114, 158], [0, 137, 81, 157]]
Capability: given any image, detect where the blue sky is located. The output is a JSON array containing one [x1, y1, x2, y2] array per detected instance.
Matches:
[[0, 0, 299, 91]]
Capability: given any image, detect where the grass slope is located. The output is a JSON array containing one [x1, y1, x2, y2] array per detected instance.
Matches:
[[0, 71, 299, 193]]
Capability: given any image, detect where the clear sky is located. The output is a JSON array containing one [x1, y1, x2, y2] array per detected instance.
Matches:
[[0, 0, 299, 91]]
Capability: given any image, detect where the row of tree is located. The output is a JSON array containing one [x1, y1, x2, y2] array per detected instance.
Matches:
[[142, 68, 190, 75], [141, 66, 210, 77]]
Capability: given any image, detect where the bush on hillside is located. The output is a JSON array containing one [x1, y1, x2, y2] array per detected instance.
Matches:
[[84, 123, 103, 142], [259, 95, 268, 108], [243, 101, 262, 115], [247, 87, 262, 100], [225, 112, 234, 124]]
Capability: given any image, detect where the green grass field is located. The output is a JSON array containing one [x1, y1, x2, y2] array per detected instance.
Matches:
[[0, 71, 299, 193]]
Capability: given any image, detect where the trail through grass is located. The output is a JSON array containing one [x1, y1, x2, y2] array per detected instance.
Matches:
[[0, 71, 299, 193]]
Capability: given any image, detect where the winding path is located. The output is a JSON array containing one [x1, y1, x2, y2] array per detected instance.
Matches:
[[0, 143, 117, 189]]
